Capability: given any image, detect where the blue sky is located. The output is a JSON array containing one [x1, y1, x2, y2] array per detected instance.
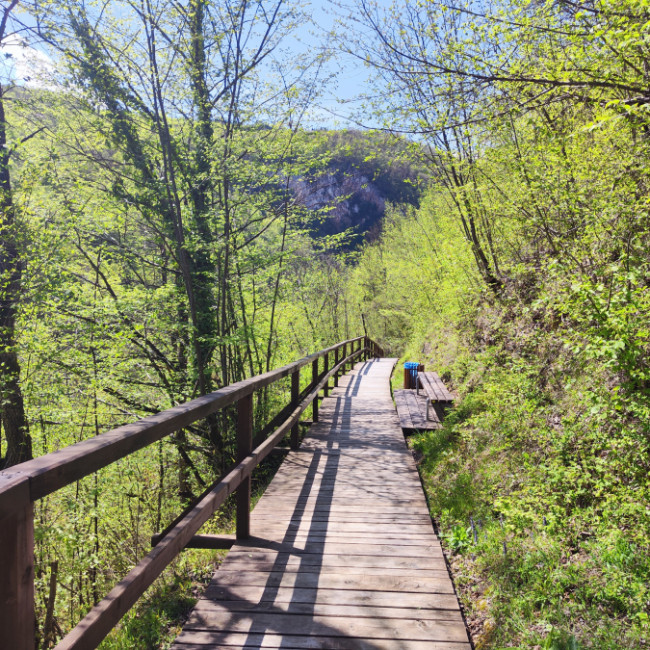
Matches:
[[1, 0, 395, 129], [286, 0, 401, 128], [289, 0, 382, 127]]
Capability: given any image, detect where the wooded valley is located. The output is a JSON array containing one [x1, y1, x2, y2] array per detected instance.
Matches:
[[1, 0, 649, 648]]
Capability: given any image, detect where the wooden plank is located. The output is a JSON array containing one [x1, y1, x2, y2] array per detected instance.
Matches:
[[252, 488, 424, 502], [291, 369, 300, 450], [250, 514, 432, 525], [418, 372, 454, 402], [407, 389, 444, 428], [323, 353, 329, 397], [182, 612, 469, 641], [203, 570, 455, 593], [241, 533, 441, 546], [0, 502, 35, 650], [257, 485, 426, 496], [217, 564, 449, 578], [393, 388, 444, 431], [220, 551, 446, 571], [261, 479, 424, 491], [312, 358, 319, 422], [236, 394, 253, 540], [172, 633, 470, 650], [431, 372, 454, 401], [393, 391, 414, 429], [252, 501, 427, 513], [262, 461, 421, 474], [252, 522, 434, 533], [261, 479, 423, 490], [403, 389, 428, 428], [229, 541, 444, 558], [202, 585, 461, 610], [252, 501, 431, 513], [247, 520, 436, 533], [418, 373, 440, 401], [187, 600, 464, 621]]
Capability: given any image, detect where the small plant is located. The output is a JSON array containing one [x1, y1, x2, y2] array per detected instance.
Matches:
[[541, 628, 581, 650], [445, 524, 473, 553]]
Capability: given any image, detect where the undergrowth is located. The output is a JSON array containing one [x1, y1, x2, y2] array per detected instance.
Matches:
[[409, 350, 650, 648], [99, 551, 222, 650]]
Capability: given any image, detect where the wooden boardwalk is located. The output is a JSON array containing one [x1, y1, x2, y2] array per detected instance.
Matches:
[[172, 358, 470, 649]]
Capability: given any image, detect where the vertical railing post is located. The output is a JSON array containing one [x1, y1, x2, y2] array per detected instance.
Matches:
[[342, 342, 347, 374], [323, 352, 329, 397], [291, 369, 300, 450], [334, 346, 339, 388], [0, 479, 35, 650], [236, 393, 253, 540], [312, 357, 319, 422], [311, 359, 318, 422]]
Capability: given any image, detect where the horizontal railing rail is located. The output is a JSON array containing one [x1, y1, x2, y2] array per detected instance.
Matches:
[[0, 336, 384, 650]]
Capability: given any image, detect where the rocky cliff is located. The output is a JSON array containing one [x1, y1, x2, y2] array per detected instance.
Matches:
[[291, 130, 424, 247]]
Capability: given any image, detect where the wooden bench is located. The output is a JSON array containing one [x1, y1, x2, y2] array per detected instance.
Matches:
[[417, 371, 454, 420]]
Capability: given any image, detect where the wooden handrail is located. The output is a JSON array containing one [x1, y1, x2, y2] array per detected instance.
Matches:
[[0, 336, 383, 650]]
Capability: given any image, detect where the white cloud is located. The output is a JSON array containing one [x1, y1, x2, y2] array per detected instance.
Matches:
[[1, 34, 57, 90]]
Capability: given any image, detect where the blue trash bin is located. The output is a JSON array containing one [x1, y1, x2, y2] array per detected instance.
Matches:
[[404, 361, 420, 389]]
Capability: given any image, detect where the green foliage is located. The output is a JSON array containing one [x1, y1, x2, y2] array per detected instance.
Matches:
[[99, 580, 196, 650], [5, 0, 650, 646], [403, 351, 650, 647], [340, 0, 650, 642], [345, 3, 650, 641], [444, 524, 473, 554], [541, 630, 581, 650]]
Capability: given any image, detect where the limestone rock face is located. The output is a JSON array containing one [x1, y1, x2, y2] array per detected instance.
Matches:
[[289, 170, 387, 242], [288, 131, 424, 247]]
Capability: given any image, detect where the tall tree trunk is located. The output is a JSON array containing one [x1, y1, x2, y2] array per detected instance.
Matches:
[[0, 2, 32, 467]]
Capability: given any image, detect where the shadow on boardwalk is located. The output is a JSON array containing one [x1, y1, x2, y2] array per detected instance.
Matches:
[[172, 359, 470, 650]]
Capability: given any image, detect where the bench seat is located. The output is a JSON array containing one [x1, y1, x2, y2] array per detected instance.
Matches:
[[417, 371, 454, 420]]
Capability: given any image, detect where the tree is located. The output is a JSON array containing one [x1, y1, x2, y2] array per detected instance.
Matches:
[[27, 0, 324, 472], [0, 0, 32, 467], [340, 0, 504, 293]]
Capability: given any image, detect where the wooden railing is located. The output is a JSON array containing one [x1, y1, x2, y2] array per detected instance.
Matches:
[[0, 336, 384, 650]]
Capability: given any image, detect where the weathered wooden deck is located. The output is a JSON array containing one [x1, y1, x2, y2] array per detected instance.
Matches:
[[172, 358, 470, 649]]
